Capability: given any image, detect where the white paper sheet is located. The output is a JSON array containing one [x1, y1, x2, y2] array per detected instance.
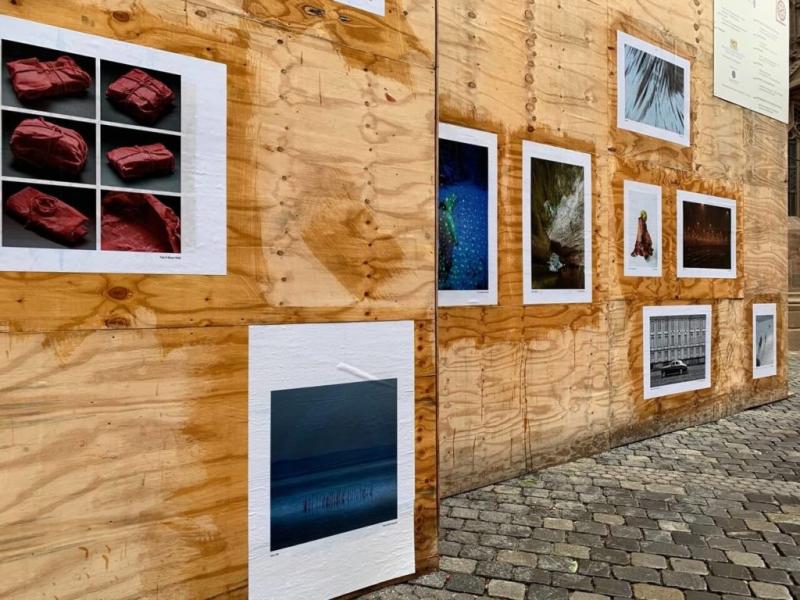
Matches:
[[714, 0, 789, 123], [522, 141, 592, 305], [249, 321, 416, 600], [0, 16, 226, 274]]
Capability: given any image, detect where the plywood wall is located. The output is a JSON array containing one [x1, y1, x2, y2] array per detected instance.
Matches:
[[438, 0, 789, 496], [0, 1, 436, 598]]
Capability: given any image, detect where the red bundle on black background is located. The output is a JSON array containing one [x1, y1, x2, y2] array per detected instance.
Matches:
[[101, 191, 180, 253], [6, 185, 89, 245], [106, 68, 175, 125], [10, 117, 88, 175], [106, 143, 175, 181], [6, 55, 92, 102]]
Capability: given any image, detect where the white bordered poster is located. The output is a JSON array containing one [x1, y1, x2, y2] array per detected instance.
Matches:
[[714, 0, 789, 123], [438, 123, 498, 307], [643, 305, 712, 400], [0, 16, 226, 275], [617, 31, 691, 146], [249, 321, 416, 600], [623, 180, 662, 278], [335, 0, 385, 16], [677, 190, 736, 280], [753, 303, 778, 379], [522, 140, 592, 305]]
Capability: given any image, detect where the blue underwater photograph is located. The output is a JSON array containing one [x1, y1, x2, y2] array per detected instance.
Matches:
[[438, 138, 490, 292], [270, 379, 398, 551], [624, 43, 686, 136]]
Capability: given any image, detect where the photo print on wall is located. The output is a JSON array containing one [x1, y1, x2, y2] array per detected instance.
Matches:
[[623, 180, 662, 277], [643, 305, 712, 400], [0, 16, 226, 275], [617, 31, 691, 146], [334, 0, 385, 16], [753, 303, 777, 379], [249, 321, 415, 600], [438, 123, 498, 307], [677, 191, 736, 279], [522, 141, 592, 304]]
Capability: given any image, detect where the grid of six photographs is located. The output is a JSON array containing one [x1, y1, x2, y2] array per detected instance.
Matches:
[[0, 39, 182, 255]]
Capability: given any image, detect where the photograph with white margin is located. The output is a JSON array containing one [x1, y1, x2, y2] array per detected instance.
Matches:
[[0, 16, 226, 275], [753, 303, 777, 379], [438, 123, 498, 307], [617, 30, 691, 146], [623, 180, 662, 277], [522, 140, 592, 304], [677, 190, 736, 279], [335, 0, 385, 16], [643, 305, 712, 400], [249, 321, 415, 600]]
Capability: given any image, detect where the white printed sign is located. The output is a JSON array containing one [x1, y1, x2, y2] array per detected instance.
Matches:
[[714, 0, 789, 123]]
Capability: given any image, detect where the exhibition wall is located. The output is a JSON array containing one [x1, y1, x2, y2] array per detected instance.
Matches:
[[438, 1, 788, 496], [0, 1, 437, 598]]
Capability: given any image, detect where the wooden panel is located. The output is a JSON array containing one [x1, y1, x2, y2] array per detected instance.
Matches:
[[0, 322, 436, 598], [0, 0, 438, 598], [438, 0, 789, 497], [0, 1, 435, 333]]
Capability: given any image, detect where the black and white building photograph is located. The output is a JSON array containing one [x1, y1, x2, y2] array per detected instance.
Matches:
[[643, 305, 712, 399]]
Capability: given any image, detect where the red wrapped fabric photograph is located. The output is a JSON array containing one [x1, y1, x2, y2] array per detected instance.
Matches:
[[10, 117, 88, 175], [101, 191, 180, 253], [5, 185, 89, 245], [6, 55, 92, 102], [106, 143, 175, 181], [106, 68, 175, 124]]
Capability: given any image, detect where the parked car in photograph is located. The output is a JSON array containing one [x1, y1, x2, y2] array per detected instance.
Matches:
[[661, 359, 688, 377]]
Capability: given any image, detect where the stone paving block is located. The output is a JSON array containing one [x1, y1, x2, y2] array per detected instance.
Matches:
[[551, 572, 594, 591], [512, 566, 551, 585], [725, 550, 765, 567], [475, 560, 514, 579], [554, 543, 591, 560], [569, 593, 610, 600], [593, 577, 633, 598], [631, 583, 685, 599], [538, 555, 580, 573], [410, 571, 448, 589], [487, 579, 527, 600], [577, 559, 611, 578], [748, 581, 792, 599], [705, 576, 750, 596], [612, 566, 661, 584], [670, 559, 709, 575], [661, 571, 707, 591], [445, 572, 486, 595], [546, 518, 576, 531], [439, 556, 477, 574], [631, 553, 668, 569], [526, 584, 569, 600], [496, 550, 538, 568]]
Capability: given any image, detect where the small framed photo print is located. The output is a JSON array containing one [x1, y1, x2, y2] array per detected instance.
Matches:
[[677, 191, 736, 279], [643, 305, 712, 400], [753, 303, 777, 379], [623, 180, 662, 277], [522, 141, 592, 304], [438, 123, 498, 307], [617, 31, 691, 146]]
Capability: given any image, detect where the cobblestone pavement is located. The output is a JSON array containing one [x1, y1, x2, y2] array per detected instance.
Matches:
[[362, 354, 800, 600]]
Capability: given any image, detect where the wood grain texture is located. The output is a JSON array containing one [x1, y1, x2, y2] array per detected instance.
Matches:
[[0, 1, 438, 598], [438, 0, 788, 497], [0, 1, 436, 333]]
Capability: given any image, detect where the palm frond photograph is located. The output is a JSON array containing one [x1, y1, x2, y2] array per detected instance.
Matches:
[[617, 31, 690, 146]]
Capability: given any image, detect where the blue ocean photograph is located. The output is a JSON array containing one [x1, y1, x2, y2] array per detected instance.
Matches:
[[270, 378, 398, 552], [438, 138, 489, 291], [624, 43, 686, 136]]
